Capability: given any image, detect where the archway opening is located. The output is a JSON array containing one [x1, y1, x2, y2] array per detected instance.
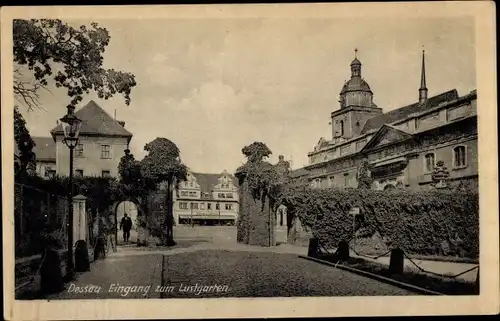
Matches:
[[115, 200, 139, 245], [384, 184, 396, 190]]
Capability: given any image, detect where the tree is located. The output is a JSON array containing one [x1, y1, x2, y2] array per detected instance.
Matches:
[[431, 160, 450, 189], [14, 105, 36, 178], [140, 138, 188, 245], [13, 19, 136, 110], [356, 160, 373, 190], [241, 142, 272, 163]]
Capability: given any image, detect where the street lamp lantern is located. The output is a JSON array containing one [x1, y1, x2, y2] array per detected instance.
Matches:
[[60, 104, 82, 281], [60, 105, 82, 148]]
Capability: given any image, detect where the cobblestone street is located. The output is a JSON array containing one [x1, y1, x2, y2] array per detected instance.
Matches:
[[45, 226, 419, 299]]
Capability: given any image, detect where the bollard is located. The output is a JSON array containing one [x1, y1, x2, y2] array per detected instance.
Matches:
[[74, 240, 90, 272], [388, 248, 405, 274], [337, 240, 350, 261], [93, 236, 106, 261], [308, 237, 319, 257], [40, 248, 64, 295]]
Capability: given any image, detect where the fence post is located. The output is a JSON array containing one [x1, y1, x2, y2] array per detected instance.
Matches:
[[337, 240, 350, 261], [389, 248, 405, 274], [308, 237, 319, 257]]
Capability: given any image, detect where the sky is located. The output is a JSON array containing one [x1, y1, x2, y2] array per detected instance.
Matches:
[[16, 17, 476, 173]]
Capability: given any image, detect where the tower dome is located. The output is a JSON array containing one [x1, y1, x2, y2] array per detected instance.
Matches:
[[338, 49, 375, 109]]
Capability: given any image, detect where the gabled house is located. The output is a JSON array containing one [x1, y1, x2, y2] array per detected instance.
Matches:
[[173, 169, 239, 225], [49, 100, 133, 178]]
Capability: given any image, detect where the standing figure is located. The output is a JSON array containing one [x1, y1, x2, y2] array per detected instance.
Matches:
[[120, 213, 133, 243]]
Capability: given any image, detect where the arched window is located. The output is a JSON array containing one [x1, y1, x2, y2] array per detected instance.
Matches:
[[339, 120, 344, 136], [453, 145, 467, 168], [424, 153, 435, 172], [279, 211, 284, 226]]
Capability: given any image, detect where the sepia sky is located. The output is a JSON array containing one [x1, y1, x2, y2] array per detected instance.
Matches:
[[17, 17, 476, 173]]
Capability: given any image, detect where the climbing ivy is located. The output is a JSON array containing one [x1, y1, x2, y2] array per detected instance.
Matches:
[[280, 185, 479, 258]]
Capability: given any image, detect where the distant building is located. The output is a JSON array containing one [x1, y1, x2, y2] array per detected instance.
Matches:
[[173, 169, 239, 225], [50, 100, 133, 178], [14, 137, 56, 178], [294, 50, 478, 191]]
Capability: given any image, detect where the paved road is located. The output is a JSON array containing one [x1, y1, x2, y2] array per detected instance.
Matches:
[[163, 249, 415, 297], [45, 251, 163, 300]]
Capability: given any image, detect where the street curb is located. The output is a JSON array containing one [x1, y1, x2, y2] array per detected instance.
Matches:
[[299, 255, 445, 296]]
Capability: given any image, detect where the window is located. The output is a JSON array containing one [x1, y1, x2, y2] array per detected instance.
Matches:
[[216, 203, 220, 210], [424, 153, 435, 172], [45, 167, 56, 178], [344, 173, 349, 187], [279, 211, 284, 226], [191, 203, 198, 210], [189, 191, 196, 197], [328, 176, 334, 188], [218, 193, 226, 198], [225, 204, 232, 210], [207, 203, 212, 210], [226, 193, 233, 198], [101, 145, 110, 159], [101, 170, 111, 178], [75, 144, 84, 157], [75, 169, 83, 177], [180, 191, 188, 196], [200, 203, 205, 210], [453, 146, 467, 168], [339, 120, 344, 136], [179, 202, 188, 209]]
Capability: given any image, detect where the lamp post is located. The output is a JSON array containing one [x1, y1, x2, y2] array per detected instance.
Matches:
[[60, 105, 82, 281]]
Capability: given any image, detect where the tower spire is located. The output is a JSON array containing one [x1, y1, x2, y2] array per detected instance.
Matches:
[[419, 48, 428, 104], [354, 48, 358, 59]]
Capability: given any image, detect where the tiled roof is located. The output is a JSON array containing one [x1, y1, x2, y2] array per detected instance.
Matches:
[[360, 89, 459, 134], [50, 100, 133, 138], [13, 136, 56, 161], [192, 172, 239, 198], [33, 137, 56, 161]]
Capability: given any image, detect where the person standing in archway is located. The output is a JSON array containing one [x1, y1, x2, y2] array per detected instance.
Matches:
[[120, 213, 133, 243]]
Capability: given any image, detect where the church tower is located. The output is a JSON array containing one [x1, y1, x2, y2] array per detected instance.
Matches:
[[418, 49, 428, 104], [331, 49, 383, 141]]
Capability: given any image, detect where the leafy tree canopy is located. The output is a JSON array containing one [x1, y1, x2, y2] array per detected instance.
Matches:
[[241, 142, 272, 163], [13, 19, 136, 110], [118, 149, 157, 201], [14, 105, 36, 177], [141, 138, 188, 185], [236, 142, 290, 208]]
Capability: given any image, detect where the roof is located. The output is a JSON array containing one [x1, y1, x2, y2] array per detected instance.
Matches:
[[351, 58, 362, 66], [360, 89, 459, 134], [340, 77, 372, 94], [13, 136, 56, 161], [290, 167, 309, 178], [50, 100, 133, 139], [192, 172, 239, 195], [33, 137, 56, 161]]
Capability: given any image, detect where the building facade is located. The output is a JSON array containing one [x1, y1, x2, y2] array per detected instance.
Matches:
[[173, 169, 239, 225], [299, 50, 478, 191], [50, 100, 132, 178]]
